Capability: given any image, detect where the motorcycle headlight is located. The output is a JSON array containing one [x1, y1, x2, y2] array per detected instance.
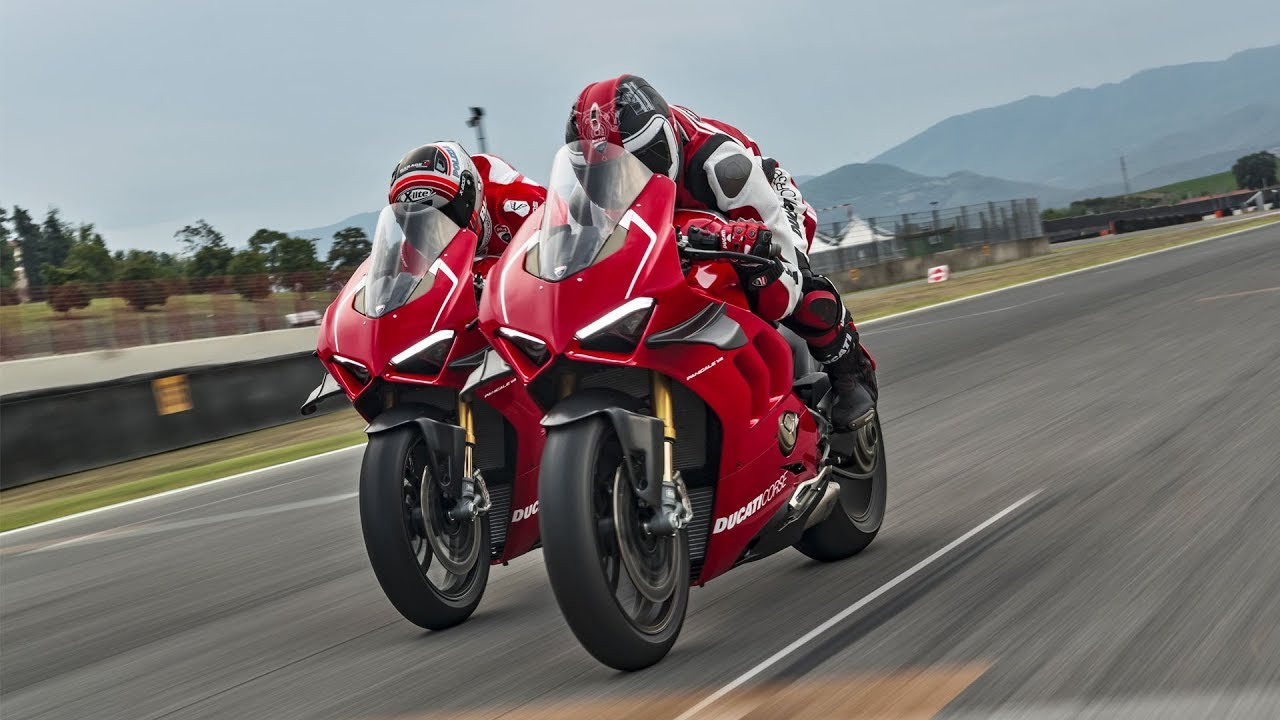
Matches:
[[390, 330, 455, 376], [331, 354, 371, 386], [575, 297, 655, 353], [499, 327, 550, 366]]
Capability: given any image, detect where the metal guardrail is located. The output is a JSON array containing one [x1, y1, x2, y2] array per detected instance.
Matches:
[[808, 198, 1043, 273]]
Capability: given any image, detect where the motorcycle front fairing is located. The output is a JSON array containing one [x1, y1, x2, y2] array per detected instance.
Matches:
[[313, 204, 488, 419], [479, 144, 821, 585]]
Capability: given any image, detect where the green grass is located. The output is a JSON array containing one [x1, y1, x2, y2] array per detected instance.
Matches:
[[0, 410, 366, 532], [1143, 170, 1239, 198]]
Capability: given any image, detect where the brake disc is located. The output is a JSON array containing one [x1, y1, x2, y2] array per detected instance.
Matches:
[[613, 469, 679, 603]]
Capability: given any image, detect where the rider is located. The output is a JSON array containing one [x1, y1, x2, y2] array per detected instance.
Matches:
[[389, 141, 547, 276], [564, 75, 876, 430]]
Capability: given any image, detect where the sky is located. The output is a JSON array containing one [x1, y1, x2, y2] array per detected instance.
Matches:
[[2, 0, 1276, 251]]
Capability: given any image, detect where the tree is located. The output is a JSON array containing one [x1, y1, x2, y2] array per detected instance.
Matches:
[[10, 206, 43, 291], [1232, 151, 1279, 190], [328, 226, 371, 270], [116, 251, 170, 310], [60, 225, 116, 289], [0, 207, 14, 290], [175, 219, 233, 280], [269, 235, 324, 290], [47, 282, 90, 318], [246, 228, 290, 254], [40, 209, 75, 272], [227, 250, 271, 301]]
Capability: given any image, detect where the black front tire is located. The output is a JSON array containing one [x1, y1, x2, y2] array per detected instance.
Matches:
[[796, 415, 887, 562], [539, 417, 689, 671], [360, 426, 489, 630]]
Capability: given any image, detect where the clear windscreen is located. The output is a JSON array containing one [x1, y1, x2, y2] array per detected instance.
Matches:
[[364, 203, 460, 317], [528, 141, 655, 281]]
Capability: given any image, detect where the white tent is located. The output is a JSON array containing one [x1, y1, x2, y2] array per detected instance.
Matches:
[[835, 215, 894, 246]]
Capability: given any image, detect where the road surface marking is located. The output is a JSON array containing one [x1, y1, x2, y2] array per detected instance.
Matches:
[[865, 293, 1062, 335], [376, 665, 989, 719], [672, 490, 1042, 720], [30, 492, 358, 553], [859, 218, 1278, 328], [0, 444, 365, 538], [1197, 286, 1280, 302]]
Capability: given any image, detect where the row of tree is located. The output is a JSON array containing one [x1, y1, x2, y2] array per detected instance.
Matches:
[[0, 206, 373, 315]]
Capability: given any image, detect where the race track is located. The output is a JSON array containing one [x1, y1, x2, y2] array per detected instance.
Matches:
[[4, 222, 1279, 719]]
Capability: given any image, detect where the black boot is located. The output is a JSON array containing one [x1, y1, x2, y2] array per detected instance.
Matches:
[[825, 349, 876, 432]]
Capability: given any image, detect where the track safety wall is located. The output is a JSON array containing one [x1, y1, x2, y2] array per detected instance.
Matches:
[[0, 352, 333, 489]]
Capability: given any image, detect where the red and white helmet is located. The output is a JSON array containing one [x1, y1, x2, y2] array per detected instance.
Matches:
[[388, 141, 492, 246], [565, 74, 681, 181]]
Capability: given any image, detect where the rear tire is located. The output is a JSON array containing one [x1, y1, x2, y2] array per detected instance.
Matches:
[[796, 415, 887, 562], [539, 417, 689, 671], [360, 426, 489, 630]]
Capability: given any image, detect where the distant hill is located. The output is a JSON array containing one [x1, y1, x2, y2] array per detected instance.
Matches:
[[872, 45, 1280, 190], [797, 163, 1076, 223], [291, 212, 379, 256]]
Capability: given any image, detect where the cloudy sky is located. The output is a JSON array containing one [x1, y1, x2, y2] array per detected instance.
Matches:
[[1, 0, 1275, 250]]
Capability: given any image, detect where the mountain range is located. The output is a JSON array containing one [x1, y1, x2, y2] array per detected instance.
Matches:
[[296, 45, 1279, 246], [871, 45, 1279, 190]]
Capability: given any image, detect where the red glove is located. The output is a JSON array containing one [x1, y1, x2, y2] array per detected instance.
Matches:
[[683, 218, 769, 255]]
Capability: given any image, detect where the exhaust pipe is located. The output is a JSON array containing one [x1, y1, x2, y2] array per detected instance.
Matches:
[[803, 482, 841, 530]]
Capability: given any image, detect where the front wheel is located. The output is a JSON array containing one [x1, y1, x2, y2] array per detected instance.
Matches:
[[360, 426, 489, 630], [796, 415, 887, 562], [539, 417, 689, 671]]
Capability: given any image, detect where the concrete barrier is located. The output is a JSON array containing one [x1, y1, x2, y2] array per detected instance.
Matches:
[[828, 236, 1050, 293], [0, 351, 332, 489]]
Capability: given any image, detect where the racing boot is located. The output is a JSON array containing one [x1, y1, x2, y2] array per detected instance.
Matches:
[[825, 347, 877, 432]]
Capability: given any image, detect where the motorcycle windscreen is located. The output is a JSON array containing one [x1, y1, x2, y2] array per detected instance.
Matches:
[[364, 203, 461, 318], [527, 141, 655, 282]]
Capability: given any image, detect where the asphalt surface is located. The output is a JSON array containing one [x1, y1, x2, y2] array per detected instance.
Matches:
[[3, 221, 1279, 719]]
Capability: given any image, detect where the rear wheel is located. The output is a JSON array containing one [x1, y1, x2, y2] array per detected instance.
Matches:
[[360, 426, 489, 630], [539, 417, 689, 671], [796, 415, 887, 562]]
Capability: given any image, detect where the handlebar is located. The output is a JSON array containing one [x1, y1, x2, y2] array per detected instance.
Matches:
[[677, 244, 776, 271]]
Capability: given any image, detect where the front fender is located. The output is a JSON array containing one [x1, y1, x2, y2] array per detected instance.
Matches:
[[366, 405, 465, 496], [543, 389, 663, 508]]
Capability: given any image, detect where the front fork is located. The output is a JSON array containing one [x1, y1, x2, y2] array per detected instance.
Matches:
[[646, 371, 694, 535], [446, 398, 491, 522]]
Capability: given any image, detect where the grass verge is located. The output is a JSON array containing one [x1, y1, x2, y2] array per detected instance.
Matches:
[[0, 410, 366, 532], [849, 215, 1279, 321]]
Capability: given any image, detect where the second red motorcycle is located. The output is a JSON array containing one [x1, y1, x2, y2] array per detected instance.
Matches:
[[479, 142, 888, 670]]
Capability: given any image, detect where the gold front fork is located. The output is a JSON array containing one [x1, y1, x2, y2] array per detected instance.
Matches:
[[457, 397, 476, 479], [651, 371, 676, 484]]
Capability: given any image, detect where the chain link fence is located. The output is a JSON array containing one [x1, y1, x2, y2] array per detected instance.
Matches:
[[0, 273, 341, 360], [807, 198, 1043, 274]]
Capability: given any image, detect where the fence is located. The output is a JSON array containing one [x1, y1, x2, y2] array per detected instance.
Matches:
[[807, 198, 1044, 274], [0, 272, 341, 360]]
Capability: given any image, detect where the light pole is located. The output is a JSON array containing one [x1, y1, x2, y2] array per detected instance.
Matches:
[[465, 107, 487, 154]]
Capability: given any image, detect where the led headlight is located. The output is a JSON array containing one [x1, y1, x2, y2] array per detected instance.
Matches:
[[498, 327, 550, 366], [331, 354, 372, 385], [390, 330, 455, 376], [575, 297, 655, 353]]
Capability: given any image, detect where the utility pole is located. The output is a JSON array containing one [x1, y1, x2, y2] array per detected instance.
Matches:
[[465, 107, 488, 154], [1120, 155, 1132, 196]]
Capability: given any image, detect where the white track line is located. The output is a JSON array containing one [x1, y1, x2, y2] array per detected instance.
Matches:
[[0, 444, 365, 538], [859, 218, 1278, 328], [672, 490, 1042, 720]]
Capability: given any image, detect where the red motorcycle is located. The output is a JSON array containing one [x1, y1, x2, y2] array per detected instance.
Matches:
[[301, 203, 545, 630], [479, 143, 887, 670]]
